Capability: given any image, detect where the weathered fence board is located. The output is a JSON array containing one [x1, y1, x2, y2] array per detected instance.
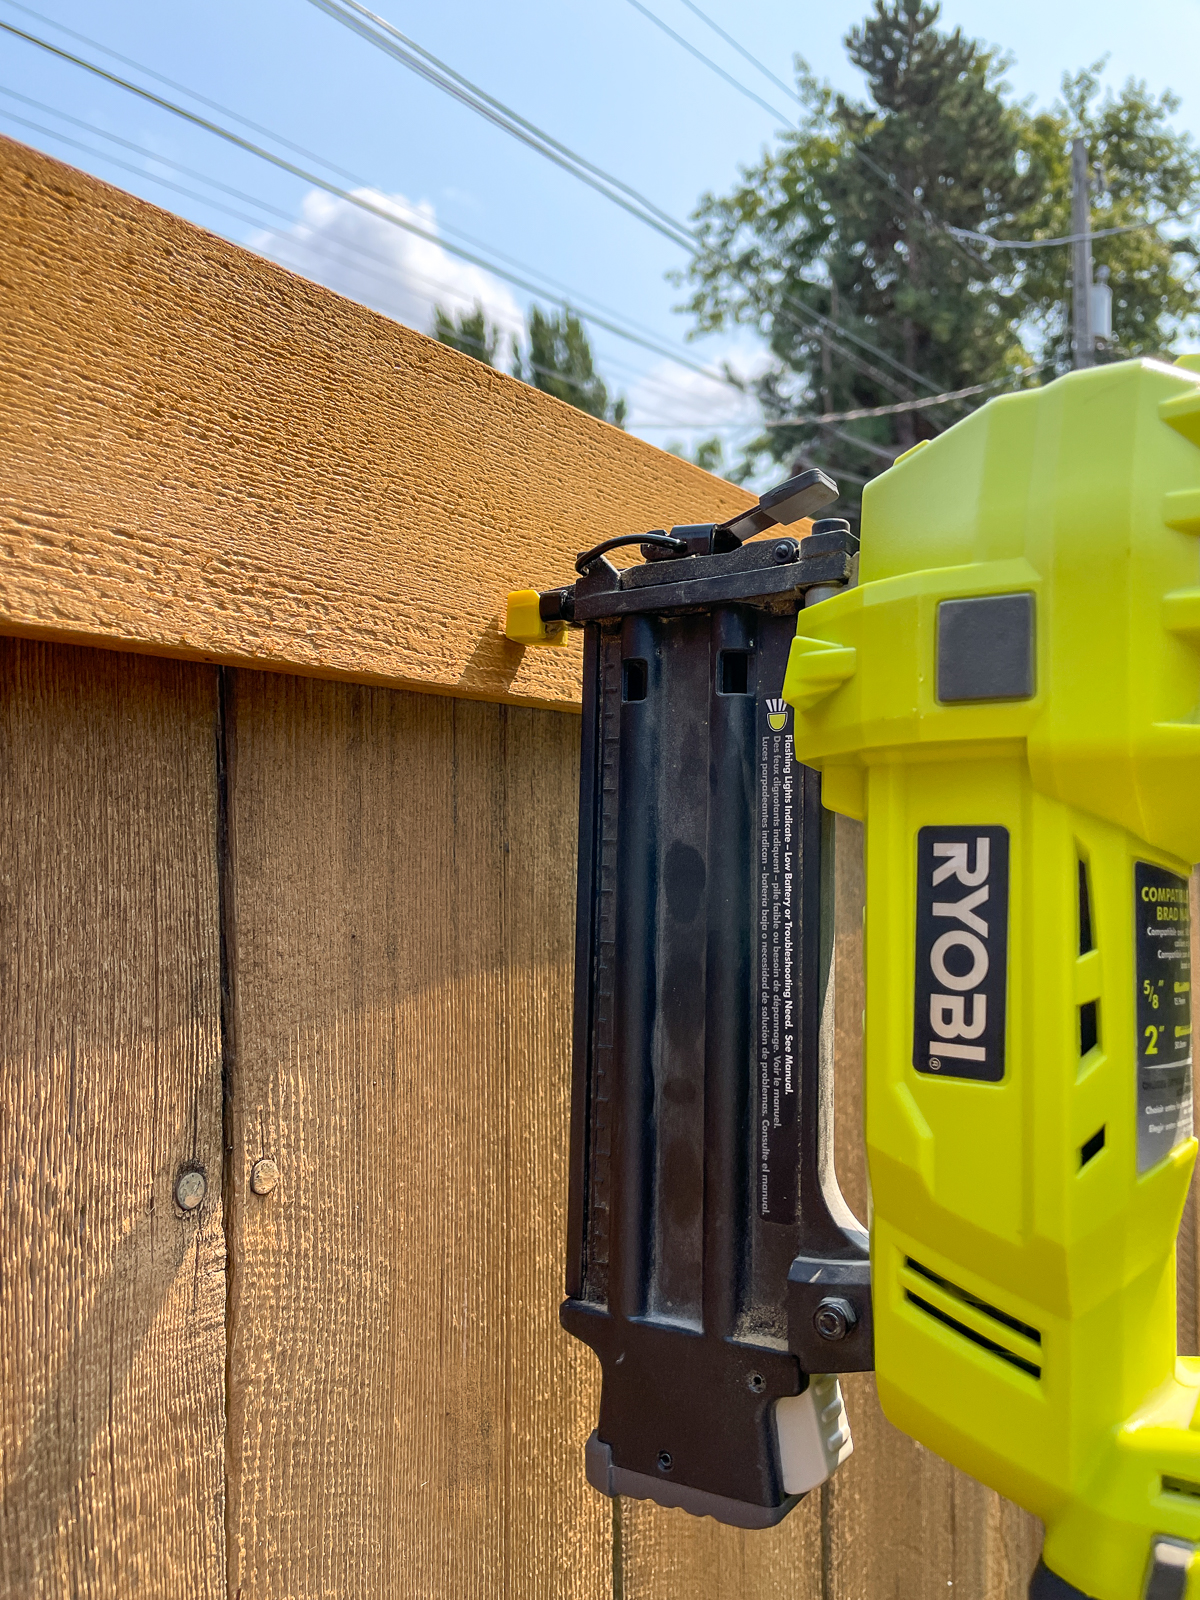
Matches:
[[620, 1493, 826, 1597], [221, 672, 609, 1597], [0, 639, 226, 1598]]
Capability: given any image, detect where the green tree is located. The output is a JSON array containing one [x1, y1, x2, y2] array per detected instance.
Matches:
[[677, 0, 1200, 517], [1019, 64, 1200, 370], [668, 436, 725, 473], [432, 301, 501, 365], [517, 306, 628, 427]]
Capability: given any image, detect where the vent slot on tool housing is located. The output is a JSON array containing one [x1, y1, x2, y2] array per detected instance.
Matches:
[[903, 1258, 1042, 1380], [1076, 853, 1102, 1084], [1080, 1126, 1106, 1167], [1078, 858, 1095, 955], [1079, 1000, 1100, 1057]]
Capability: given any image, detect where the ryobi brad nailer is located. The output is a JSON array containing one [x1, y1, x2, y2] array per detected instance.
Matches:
[[780, 355, 1200, 1600], [507, 354, 1200, 1598]]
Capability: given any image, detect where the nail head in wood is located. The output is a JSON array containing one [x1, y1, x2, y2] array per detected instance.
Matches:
[[250, 1158, 279, 1197], [175, 1168, 206, 1212]]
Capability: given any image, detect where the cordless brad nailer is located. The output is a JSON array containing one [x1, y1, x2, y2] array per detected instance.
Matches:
[[507, 355, 1200, 1599], [784, 356, 1200, 1600]]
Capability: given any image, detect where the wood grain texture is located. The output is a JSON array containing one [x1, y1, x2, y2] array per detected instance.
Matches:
[[0, 137, 753, 713], [619, 1490, 824, 1597], [222, 672, 609, 1597], [0, 639, 225, 1597]]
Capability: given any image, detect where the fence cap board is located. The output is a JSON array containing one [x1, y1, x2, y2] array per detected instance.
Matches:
[[0, 137, 760, 711]]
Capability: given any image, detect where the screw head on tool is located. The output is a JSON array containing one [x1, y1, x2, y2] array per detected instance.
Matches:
[[813, 1296, 857, 1342], [250, 1158, 280, 1197], [657, 1451, 673, 1472], [175, 1168, 206, 1212], [747, 1372, 766, 1393], [773, 539, 799, 563]]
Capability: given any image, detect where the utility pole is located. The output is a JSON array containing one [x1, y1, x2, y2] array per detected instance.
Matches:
[[1071, 137, 1094, 370]]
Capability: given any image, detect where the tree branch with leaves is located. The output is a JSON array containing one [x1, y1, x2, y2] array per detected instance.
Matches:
[[675, 0, 1200, 517]]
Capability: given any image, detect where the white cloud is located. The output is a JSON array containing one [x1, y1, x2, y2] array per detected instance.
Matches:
[[627, 356, 759, 431], [624, 338, 772, 458], [252, 187, 525, 349]]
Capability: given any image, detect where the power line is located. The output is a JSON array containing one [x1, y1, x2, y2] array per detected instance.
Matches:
[[308, 0, 941, 410], [0, 97, 647, 408], [763, 366, 1048, 425], [304, 1, 941, 411], [0, 0, 700, 359], [571, 2, 1014, 396], [2, 26, 1024, 476], [23, 0, 972, 406], [633, 361, 1051, 430], [815, 422, 900, 463], [613, 0, 993, 282], [0, 0, 976, 341], [7, 6, 993, 425], [0, 0, 369, 186], [305, 0, 695, 250], [671, 0, 801, 106], [0, 18, 743, 388], [950, 214, 1200, 250], [302, 0, 949, 403], [618, 11, 991, 386], [849, 144, 997, 277], [0, 88, 305, 224], [0, 106, 287, 233], [618, 0, 792, 124], [0, 23, 826, 422], [0, 88, 762, 416], [605, 2, 990, 374], [5, 0, 693, 255], [627, 419, 760, 432]]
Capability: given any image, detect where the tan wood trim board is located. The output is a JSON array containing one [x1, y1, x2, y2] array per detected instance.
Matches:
[[0, 137, 757, 711]]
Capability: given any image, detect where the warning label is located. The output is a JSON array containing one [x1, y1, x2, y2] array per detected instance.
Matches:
[[1135, 861, 1193, 1173], [757, 711, 797, 1222]]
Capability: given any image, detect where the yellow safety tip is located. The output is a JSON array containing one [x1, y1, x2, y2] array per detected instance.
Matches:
[[505, 589, 568, 648]]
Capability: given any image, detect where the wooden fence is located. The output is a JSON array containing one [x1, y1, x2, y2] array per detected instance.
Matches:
[[1, 134, 1194, 1598]]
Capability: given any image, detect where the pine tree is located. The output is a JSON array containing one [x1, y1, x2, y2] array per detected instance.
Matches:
[[432, 301, 500, 365], [518, 306, 627, 427], [677, 0, 1200, 515]]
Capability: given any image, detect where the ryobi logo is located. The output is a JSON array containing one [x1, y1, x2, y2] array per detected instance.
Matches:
[[912, 827, 1010, 1083]]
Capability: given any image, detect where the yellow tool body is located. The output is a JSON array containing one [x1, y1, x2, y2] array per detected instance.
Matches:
[[784, 360, 1200, 1598]]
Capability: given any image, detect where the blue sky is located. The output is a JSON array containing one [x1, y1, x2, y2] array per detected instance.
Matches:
[[3, 0, 1200, 474]]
